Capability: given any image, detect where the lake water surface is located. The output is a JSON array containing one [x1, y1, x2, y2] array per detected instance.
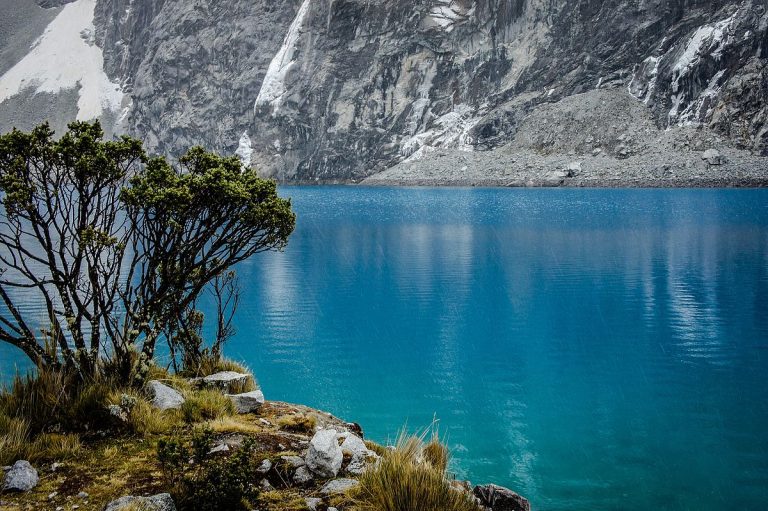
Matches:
[[2, 187, 767, 510]]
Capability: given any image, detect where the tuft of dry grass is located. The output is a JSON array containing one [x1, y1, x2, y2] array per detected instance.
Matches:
[[181, 389, 235, 423], [0, 413, 81, 465], [349, 430, 480, 511], [276, 413, 317, 434]]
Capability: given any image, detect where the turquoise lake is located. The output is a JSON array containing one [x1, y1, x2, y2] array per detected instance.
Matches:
[[1, 187, 767, 510]]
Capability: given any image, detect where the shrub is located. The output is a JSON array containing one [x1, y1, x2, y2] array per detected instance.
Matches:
[[158, 428, 260, 511], [350, 431, 480, 511]]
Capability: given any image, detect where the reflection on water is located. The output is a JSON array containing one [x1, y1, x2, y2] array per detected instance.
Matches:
[[2, 187, 767, 511]]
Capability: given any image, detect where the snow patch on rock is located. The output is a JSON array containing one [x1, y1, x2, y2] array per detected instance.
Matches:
[[0, 0, 124, 121], [668, 12, 738, 124], [426, 0, 475, 33], [401, 104, 479, 161], [236, 131, 253, 168], [254, 0, 311, 115]]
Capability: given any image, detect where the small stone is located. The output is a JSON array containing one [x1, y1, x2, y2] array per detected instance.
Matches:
[[208, 444, 230, 455], [293, 465, 314, 485], [305, 497, 322, 511], [320, 478, 359, 495], [226, 390, 265, 414], [259, 478, 274, 491], [259, 418, 272, 426], [146, 381, 185, 410], [77, 491, 89, 499], [51, 462, 63, 472], [3, 460, 39, 492], [48, 492, 58, 500]]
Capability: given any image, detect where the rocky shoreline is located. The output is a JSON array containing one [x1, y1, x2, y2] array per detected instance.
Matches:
[[1, 371, 530, 511]]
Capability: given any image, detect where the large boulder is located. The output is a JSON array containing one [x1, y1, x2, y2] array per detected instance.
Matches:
[[192, 371, 251, 393], [146, 381, 185, 410], [2, 460, 38, 492], [702, 149, 724, 165], [305, 429, 343, 478], [226, 390, 265, 414], [473, 484, 530, 511], [104, 493, 176, 511]]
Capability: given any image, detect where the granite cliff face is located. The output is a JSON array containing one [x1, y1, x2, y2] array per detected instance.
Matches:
[[0, 0, 766, 182]]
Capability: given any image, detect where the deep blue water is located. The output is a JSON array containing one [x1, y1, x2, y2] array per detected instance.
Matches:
[[2, 187, 768, 510]]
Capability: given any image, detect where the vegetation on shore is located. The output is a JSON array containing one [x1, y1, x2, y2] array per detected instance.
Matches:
[[0, 122, 513, 511]]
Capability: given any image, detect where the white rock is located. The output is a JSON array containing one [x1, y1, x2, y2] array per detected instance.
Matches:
[[320, 478, 359, 495], [306, 429, 343, 478], [305, 497, 322, 511], [103, 493, 176, 511], [2, 460, 39, 492], [208, 444, 230, 455], [146, 381, 185, 410], [226, 390, 265, 414]]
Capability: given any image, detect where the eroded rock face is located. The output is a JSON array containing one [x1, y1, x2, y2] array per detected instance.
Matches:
[[2, 461, 38, 492], [305, 429, 343, 478], [2, 0, 766, 179], [473, 484, 530, 511]]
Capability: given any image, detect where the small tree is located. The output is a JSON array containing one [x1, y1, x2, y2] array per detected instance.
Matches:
[[0, 121, 295, 383]]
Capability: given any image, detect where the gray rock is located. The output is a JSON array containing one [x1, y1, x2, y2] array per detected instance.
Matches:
[[473, 484, 530, 511], [292, 465, 314, 485], [256, 459, 272, 474], [320, 478, 359, 495], [2, 461, 38, 492], [104, 494, 176, 511], [146, 381, 184, 411], [306, 429, 343, 478], [280, 455, 306, 468], [194, 371, 251, 393], [226, 390, 264, 414], [340, 433, 377, 475], [702, 149, 724, 165], [259, 478, 274, 491], [305, 497, 322, 511]]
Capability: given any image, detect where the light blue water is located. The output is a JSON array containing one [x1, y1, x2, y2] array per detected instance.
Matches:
[[2, 187, 767, 510]]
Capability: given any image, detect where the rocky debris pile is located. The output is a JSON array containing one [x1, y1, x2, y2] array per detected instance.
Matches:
[[2, 460, 39, 492], [104, 493, 176, 511]]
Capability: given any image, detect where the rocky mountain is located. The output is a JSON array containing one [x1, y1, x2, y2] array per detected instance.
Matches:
[[0, 0, 766, 182]]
